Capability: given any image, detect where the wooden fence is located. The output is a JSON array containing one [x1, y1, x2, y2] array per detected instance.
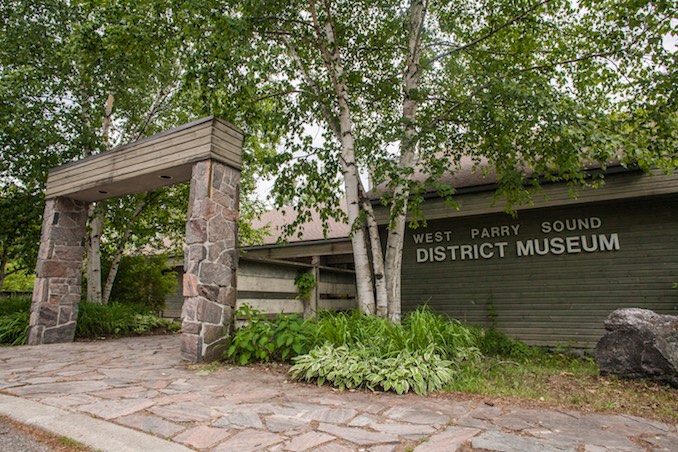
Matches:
[[162, 256, 357, 319]]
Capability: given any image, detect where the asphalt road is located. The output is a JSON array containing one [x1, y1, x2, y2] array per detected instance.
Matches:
[[0, 417, 52, 452]]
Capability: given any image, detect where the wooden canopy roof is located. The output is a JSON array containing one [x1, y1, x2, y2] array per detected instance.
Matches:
[[45, 117, 243, 202]]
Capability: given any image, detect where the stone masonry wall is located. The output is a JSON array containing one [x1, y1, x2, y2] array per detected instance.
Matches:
[[28, 197, 88, 345], [181, 159, 240, 362]]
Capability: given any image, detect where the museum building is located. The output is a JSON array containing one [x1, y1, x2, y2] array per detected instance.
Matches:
[[245, 163, 678, 348]]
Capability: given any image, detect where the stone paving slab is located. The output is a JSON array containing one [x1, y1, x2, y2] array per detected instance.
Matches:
[[0, 335, 675, 452]]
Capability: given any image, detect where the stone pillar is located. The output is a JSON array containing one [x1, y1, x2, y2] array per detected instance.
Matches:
[[181, 159, 239, 362], [28, 197, 88, 345]]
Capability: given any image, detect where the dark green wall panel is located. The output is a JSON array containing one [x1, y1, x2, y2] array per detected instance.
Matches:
[[401, 194, 678, 348]]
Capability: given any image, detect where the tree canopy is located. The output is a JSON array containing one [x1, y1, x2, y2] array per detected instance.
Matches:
[[181, 0, 676, 318], [0, 0, 195, 295], [1, 0, 675, 315]]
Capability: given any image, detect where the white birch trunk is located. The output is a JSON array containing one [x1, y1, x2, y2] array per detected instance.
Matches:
[[85, 94, 114, 304], [86, 202, 105, 304], [385, 0, 426, 322], [360, 190, 388, 316], [101, 195, 147, 304], [308, 1, 376, 313]]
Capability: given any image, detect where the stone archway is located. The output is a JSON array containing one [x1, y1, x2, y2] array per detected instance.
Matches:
[[27, 117, 242, 362]]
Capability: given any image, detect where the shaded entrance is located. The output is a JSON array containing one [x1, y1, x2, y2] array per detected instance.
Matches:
[[27, 117, 243, 362]]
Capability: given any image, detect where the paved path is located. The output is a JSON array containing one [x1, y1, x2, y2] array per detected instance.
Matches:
[[0, 335, 675, 451]]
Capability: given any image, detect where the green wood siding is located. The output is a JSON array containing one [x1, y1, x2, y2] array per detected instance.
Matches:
[[401, 194, 678, 348]]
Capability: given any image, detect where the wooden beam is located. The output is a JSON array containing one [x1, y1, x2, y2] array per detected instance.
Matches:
[[45, 117, 243, 202], [242, 240, 353, 259]]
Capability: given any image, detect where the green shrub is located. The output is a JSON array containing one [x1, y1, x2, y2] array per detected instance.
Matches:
[[472, 327, 541, 359], [290, 343, 456, 395], [0, 311, 29, 345], [225, 305, 275, 364], [76, 301, 179, 338], [225, 305, 309, 364], [271, 312, 309, 361], [0, 297, 178, 345], [226, 306, 481, 395], [1, 268, 35, 292], [0, 296, 31, 316], [306, 310, 395, 352], [131, 313, 181, 335], [401, 307, 479, 361], [289, 307, 480, 395], [106, 255, 177, 310], [306, 307, 480, 361], [0, 296, 31, 345]]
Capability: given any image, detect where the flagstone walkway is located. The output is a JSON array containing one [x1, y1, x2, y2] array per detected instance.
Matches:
[[0, 335, 675, 451]]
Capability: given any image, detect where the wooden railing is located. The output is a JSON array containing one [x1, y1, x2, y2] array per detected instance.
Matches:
[[161, 257, 357, 319], [236, 256, 357, 318]]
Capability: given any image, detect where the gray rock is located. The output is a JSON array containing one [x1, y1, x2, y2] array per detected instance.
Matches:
[[595, 308, 678, 387]]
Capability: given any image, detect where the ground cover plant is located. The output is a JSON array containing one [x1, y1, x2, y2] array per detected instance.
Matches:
[[0, 296, 180, 345], [224, 305, 678, 421], [224, 305, 309, 364], [226, 306, 480, 395], [75, 302, 180, 339], [449, 328, 678, 423]]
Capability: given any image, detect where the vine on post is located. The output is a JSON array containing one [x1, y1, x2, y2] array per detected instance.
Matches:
[[294, 271, 317, 300]]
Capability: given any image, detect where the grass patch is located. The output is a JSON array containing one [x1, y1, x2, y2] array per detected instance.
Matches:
[[450, 345, 678, 423]]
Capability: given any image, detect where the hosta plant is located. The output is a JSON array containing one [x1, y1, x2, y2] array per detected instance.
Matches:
[[289, 342, 456, 395]]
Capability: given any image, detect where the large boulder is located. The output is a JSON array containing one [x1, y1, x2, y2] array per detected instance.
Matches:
[[595, 308, 678, 387]]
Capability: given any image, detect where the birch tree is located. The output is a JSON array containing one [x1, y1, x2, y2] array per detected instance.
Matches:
[[1, 0, 192, 302], [184, 0, 675, 319]]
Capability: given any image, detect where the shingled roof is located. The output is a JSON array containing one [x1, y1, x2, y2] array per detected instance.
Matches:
[[250, 157, 624, 246], [250, 200, 351, 245]]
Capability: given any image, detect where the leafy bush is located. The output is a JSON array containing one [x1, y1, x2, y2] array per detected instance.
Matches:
[[401, 307, 479, 361], [0, 296, 31, 345], [0, 311, 29, 345], [295, 308, 479, 395], [290, 343, 456, 395], [306, 307, 480, 361], [76, 301, 179, 338], [0, 296, 31, 316], [272, 312, 309, 361], [106, 255, 177, 310], [472, 327, 541, 359], [0, 297, 179, 345], [226, 306, 481, 395], [306, 310, 394, 351], [225, 305, 309, 364], [1, 268, 35, 292]]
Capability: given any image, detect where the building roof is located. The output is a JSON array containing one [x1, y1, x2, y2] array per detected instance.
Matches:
[[250, 158, 630, 246], [250, 200, 350, 245]]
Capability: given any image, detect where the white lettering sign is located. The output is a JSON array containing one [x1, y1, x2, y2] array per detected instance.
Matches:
[[416, 242, 508, 263], [515, 233, 620, 257], [413, 216, 620, 263]]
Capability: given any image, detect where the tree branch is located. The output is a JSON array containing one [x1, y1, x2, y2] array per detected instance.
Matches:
[[281, 35, 341, 137], [425, 0, 553, 67]]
